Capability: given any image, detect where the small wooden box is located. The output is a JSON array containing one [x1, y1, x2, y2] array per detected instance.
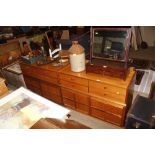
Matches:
[[21, 55, 44, 64]]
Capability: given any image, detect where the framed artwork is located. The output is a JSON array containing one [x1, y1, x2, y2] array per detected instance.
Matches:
[[0, 87, 70, 129], [19, 38, 31, 55]]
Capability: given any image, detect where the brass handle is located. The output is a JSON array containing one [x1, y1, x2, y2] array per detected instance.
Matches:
[[116, 91, 120, 95], [104, 87, 107, 89]]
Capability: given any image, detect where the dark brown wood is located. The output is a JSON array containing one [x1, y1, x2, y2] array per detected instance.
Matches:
[[86, 62, 129, 80], [87, 27, 131, 80], [30, 118, 90, 129]]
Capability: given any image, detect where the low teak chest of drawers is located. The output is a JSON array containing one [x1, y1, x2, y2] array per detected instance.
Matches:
[[20, 62, 135, 127], [59, 65, 135, 127], [20, 63, 66, 105]]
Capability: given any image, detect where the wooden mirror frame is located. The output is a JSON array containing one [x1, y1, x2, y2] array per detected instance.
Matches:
[[89, 27, 131, 68]]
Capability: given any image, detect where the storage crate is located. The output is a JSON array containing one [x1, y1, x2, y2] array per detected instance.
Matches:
[[21, 55, 44, 64]]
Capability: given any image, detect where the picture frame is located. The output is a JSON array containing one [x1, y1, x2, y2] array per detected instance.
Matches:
[[0, 87, 70, 128]]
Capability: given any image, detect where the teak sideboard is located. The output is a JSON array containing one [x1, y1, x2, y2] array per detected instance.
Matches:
[[20, 63, 136, 127], [20, 63, 64, 105]]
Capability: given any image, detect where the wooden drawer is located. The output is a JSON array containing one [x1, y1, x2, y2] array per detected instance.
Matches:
[[24, 76, 42, 95], [89, 80, 126, 96], [21, 64, 58, 84], [89, 81, 126, 102], [25, 83, 42, 95], [90, 108, 122, 126], [63, 98, 75, 109], [49, 94, 62, 104], [76, 103, 89, 114], [90, 97, 124, 116], [60, 74, 88, 86], [24, 76, 40, 89], [61, 88, 75, 100], [40, 82, 62, 104], [40, 82, 61, 96], [75, 93, 89, 105], [60, 80, 88, 92], [31, 87, 42, 95]]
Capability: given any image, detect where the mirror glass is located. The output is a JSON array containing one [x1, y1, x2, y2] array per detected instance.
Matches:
[[92, 29, 128, 61]]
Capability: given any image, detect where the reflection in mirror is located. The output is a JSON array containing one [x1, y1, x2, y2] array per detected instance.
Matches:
[[93, 29, 128, 61]]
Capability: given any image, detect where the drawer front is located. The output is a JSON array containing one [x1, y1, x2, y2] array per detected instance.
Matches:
[[41, 82, 62, 104], [61, 88, 75, 100], [75, 93, 89, 105], [21, 64, 58, 84], [63, 98, 75, 109], [90, 97, 124, 116], [90, 108, 122, 126], [41, 88, 62, 103], [60, 80, 88, 92], [24, 76, 40, 89], [24, 76, 42, 95], [89, 81, 126, 102], [40, 82, 61, 96], [76, 103, 89, 114], [31, 87, 42, 95], [48, 94, 62, 104], [60, 74, 88, 86]]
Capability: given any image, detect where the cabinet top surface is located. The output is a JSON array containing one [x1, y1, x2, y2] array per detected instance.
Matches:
[[20, 62, 69, 72], [59, 65, 136, 89]]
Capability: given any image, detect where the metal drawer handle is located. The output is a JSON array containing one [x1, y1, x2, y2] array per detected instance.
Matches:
[[104, 87, 107, 89]]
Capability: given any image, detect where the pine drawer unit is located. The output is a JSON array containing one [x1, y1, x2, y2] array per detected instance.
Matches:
[[61, 87, 90, 114], [59, 65, 135, 127], [20, 63, 65, 105]]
